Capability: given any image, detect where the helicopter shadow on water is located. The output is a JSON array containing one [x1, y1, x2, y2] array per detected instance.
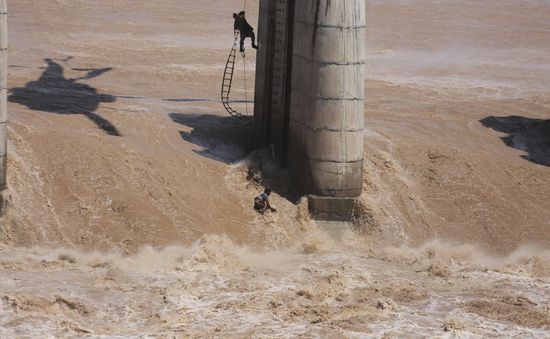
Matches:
[[9, 58, 120, 136]]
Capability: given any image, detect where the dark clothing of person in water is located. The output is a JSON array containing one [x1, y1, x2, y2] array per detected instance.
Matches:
[[233, 11, 257, 52], [254, 188, 276, 215]]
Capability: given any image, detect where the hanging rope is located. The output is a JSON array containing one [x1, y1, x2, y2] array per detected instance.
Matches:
[[242, 50, 249, 115]]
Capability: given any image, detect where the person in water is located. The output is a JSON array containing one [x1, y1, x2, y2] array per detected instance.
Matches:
[[233, 11, 258, 52], [254, 188, 277, 215]]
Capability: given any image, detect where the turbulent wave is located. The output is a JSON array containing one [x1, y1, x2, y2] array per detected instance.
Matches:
[[1, 231, 549, 337]]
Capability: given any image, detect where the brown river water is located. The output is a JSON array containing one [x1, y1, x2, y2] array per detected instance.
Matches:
[[1, 0, 549, 337]]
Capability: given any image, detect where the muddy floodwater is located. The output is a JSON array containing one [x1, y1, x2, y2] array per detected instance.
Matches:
[[1, 0, 550, 337]]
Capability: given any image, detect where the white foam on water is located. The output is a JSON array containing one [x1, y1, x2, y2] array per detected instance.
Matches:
[[4, 228, 550, 337]]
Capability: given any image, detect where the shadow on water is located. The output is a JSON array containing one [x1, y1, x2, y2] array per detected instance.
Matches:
[[9, 58, 120, 136], [169, 113, 252, 164], [169, 112, 300, 204], [480, 115, 550, 167]]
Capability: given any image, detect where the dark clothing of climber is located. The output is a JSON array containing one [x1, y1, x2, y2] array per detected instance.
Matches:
[[233, 12, 253, 34], [233, 11, 257, 53]]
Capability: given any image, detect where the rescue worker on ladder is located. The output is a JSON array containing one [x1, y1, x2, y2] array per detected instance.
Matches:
[[233, 11, 258, 53]]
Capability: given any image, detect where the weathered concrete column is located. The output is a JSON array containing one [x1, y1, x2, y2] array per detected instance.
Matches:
[[288, 0, 365, 220], [254, 0, 365, 220], [0, 0, 7, 191], [254, 0, 295, 163], [253, 0, 274, 148]]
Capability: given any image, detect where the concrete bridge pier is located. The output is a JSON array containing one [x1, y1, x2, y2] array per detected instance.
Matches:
[[254, 0, 365, 221], [0, 0, 7, 192]]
